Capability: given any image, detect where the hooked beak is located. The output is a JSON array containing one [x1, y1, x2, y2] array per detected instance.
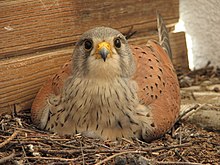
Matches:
[[96, 42, 111, 62]]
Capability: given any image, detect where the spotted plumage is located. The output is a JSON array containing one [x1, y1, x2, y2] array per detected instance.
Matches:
[[31, 14, 180, 142]]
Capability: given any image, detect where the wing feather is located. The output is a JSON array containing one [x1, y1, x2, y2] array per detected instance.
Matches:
[[131, 40, 180, 137], [31, 60, 73, 128]]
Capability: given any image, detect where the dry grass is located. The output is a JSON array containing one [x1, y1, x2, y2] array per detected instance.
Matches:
[[0, 111, 219, 164]]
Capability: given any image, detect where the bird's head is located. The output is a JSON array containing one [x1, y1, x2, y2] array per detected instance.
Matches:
[[72, 27, 136, 80]]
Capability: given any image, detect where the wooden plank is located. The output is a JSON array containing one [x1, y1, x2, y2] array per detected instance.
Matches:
[[169, 32, 189, 74], [0, 0, 179, 59], [0, 32, 187, 114], [0, 47, 72, 114]]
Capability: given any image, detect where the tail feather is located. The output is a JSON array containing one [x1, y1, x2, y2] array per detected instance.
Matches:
[[157, 13, 173, 60]]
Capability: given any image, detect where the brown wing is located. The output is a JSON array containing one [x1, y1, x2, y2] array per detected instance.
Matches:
[[31, 60, 72, 128], [131, 40, 180, 138]]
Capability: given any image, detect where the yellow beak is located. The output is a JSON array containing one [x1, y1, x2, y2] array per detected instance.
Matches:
[[96, 42, 112, 62]]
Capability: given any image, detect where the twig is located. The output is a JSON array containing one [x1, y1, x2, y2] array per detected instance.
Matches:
[[43, 137, 94, 149], [95, 143, 192, 165], [134, 137, 149, 145], [177, 104, 200, 121], [174, 149, 188, 162], [122, 138, 135, 144], [25, 156, 77, 161], [0, 130, 19, 148], [190, 92, 196, 101], [0, 150, 15, 164], [179, 127, 182, 145], [18, 138, 31, 165], [143, 143, 192, 152], [37, 143, 192, 156], [157, 161, 202, 165], [95, 150, 148, 165], [92, 142, 111, 150], [139, 156, 202, 165], [16, 137, 70, 141], [80, 141, 85, 165], [37, 148, 114, 155], [14, 127, 50, 134], [13, 140, 51, 148]]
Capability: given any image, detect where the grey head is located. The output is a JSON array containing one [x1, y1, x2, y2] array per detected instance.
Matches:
[[72, 27, 136, 79]]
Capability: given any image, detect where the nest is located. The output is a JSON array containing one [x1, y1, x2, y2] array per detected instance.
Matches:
[[0, 111, 219, 164]]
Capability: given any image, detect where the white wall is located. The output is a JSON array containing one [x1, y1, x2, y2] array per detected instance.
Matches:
[[178, 0, 220, 69]]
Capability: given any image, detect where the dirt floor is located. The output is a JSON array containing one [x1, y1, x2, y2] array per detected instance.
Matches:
[[0, 65, 219, 165]]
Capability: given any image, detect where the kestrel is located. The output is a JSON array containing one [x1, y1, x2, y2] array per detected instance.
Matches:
[[31, 14, 180, 142]]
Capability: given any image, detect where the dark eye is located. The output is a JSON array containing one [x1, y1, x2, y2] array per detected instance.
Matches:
[[84, 40, 93, 50], [114, 38, 121, 48]]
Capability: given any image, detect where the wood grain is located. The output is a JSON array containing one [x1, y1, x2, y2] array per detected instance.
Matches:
[[169, 32, 189, 73], [0, 32, 187, 114], [0, 47, 72, 114], [0, 0, 179, 59]]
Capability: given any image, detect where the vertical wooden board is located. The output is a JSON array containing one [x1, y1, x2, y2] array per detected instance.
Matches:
[[169, 32, 189, 73]]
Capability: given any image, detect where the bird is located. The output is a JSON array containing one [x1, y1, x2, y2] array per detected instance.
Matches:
[[31, 14, 180, 142]]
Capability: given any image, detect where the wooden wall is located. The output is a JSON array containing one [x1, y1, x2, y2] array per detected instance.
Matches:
[[0, 0, 187, 114]]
